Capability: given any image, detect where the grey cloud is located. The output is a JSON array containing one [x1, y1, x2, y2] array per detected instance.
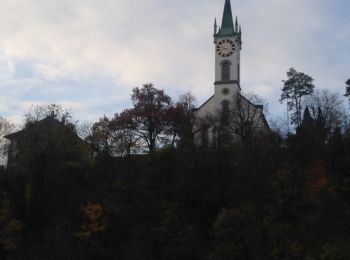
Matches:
[[0, 0, 348, 124]]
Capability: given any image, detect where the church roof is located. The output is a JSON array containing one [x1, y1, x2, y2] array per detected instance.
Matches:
[[217, 0, 235, 37], [193, 95, 214, 111]]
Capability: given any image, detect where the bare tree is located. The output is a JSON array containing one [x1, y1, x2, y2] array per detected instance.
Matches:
[[305, 89, 347, 135], [269, 117, 289, 139], [222, 92, 269, 145], [77, 121, 93, 140], [171, 92, 198, 149], [197, 92, 269, 148], [178, 92, 197, 114], [0, 116, 14, 165], [25, 104, 72, 125]]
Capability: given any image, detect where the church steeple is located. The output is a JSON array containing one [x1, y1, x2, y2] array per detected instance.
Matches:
[[217, 0, 235, 36], [235, 16, 238, 33], [214, 18, 217, 35], [213, 0, 242, 91]]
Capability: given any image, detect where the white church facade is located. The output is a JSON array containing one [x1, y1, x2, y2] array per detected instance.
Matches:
[[194, 0, 270, 147]]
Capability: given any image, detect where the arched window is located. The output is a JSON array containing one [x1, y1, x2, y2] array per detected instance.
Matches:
[[221, 60, 231, 82], [237, 64, 240, 85], [221, 100, 230, 124]]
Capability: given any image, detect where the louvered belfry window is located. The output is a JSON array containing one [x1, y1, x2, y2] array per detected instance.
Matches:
[[221, 61, 230, 82]]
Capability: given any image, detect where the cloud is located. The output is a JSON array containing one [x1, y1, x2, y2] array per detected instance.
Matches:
[[0, 0, 348, 125]]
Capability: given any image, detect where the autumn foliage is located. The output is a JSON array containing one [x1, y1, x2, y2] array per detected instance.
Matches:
[[76, 202, 105, 241], [0, 84, 350, 259]]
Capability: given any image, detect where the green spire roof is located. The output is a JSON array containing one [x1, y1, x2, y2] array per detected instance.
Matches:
[[218, 0, 235, 36]]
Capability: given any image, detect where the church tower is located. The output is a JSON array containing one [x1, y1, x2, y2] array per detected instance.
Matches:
[[214, 0, 242, 101], [194, 0, 269, 147]]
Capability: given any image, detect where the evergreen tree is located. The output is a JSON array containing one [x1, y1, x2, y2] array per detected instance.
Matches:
[[345, 79, 350, 98]]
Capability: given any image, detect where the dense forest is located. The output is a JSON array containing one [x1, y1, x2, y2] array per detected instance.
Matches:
[[0, 71, 350, 259]]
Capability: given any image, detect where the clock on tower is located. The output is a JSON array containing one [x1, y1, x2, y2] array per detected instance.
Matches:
[[213, 0, 242, 97], [193, 0, 270, 148]]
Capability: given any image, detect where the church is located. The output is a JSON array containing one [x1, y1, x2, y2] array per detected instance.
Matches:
[[194, 0, 270, 147]]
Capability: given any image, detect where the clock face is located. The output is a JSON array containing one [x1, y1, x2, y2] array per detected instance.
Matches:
[[216, 39, 235, 57]]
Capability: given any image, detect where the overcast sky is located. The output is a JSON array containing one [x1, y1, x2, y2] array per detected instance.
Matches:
[[0, 0, 349, 125]]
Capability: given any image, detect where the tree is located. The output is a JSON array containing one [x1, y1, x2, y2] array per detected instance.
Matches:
[[0, 117, 14, 139], [178, 92, 196, 115], [220, 92, 269, 146], [175, 92, 198, 149], [0, 200, 24, 257], [211, 207, 245, 259], [304, 89, 347, 137], [24, 104, 72, 126], [124, 84, 172, 153], [345, 79, 350, 98], [287, 107, 326, 164], [166, 104, 187, 148], [89, 86, 188, 155], [0, 117, 14, 165], [75, 202, 105, 242], [165, 92, 198, 149], [268, 117, 289, 140], [6, 106, 92, 254], [87, 116, 114, 156], [280, 68, 315, 127], [87, 114, 141, 158], [109, 112, 141, 156], [153, 202, 199, 260]]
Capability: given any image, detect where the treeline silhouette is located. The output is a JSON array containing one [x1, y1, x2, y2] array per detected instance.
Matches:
[[0, 75, 350, 259]]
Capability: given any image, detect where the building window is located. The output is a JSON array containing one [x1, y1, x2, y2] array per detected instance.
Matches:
[[221, 60, 231, 82], [238, 64, 240, 85], [221, 100, 230, 124]]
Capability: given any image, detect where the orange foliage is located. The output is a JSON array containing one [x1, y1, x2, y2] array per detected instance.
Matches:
[[75, 202, 105, 241]]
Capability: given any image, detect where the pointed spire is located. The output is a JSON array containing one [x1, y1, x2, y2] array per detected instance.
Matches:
[[238, 25, 242, 47], [214, 18, 217, 35], [235, 16, 238, 33], [218, 0, 235, 36]]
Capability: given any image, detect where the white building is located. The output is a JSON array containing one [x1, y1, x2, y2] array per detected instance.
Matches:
[[194, 0, 270, 147]]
